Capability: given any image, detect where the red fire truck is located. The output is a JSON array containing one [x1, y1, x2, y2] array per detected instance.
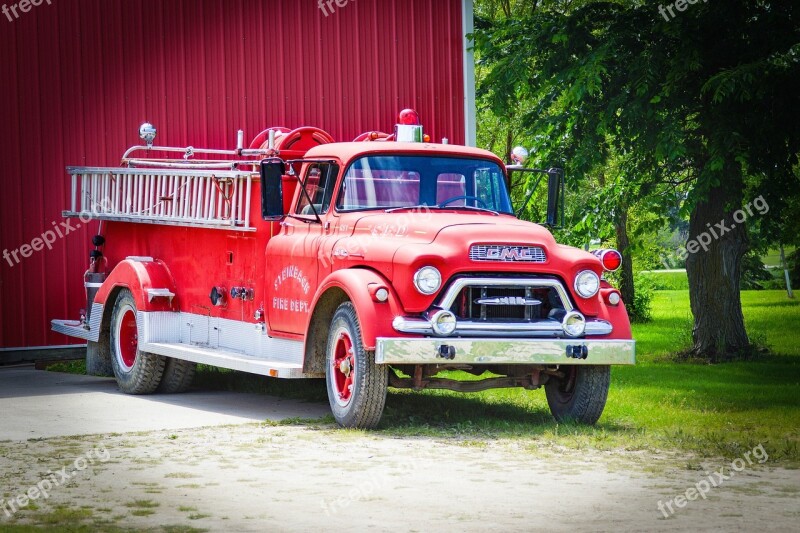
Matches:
[[52, 110, 635, 428]]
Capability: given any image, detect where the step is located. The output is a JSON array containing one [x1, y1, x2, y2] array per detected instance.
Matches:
[[140, 342, 321, 379]]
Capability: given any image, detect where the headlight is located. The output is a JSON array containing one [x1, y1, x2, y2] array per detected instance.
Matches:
[[574, 270, 600, 298], [429, 310, 457, 336], [413, 266, 442, 295], [562, 311, 586, 337]]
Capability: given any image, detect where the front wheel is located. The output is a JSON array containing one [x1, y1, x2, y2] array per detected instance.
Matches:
[[545, 365, 610, 424], [325, 302, 387, 429]]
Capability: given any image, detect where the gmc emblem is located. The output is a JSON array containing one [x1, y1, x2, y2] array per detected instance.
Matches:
[[488, 247, 535, 261], [470, 245, 546, 263]]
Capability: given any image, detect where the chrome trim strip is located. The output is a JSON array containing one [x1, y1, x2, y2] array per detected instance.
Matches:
[[585, 320, 613, 336], [376, 338, 635, 365], [437, 277, 574, 312]]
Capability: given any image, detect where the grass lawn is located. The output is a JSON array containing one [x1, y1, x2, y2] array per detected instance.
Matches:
[[640, 270, 689, 290]]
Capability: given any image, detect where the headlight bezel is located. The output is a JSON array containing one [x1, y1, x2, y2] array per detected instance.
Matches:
[[574, 269, 601, 299], [413, 266, 442, 295], [429, 309, 457, 336], [562, 310, 587, 337]]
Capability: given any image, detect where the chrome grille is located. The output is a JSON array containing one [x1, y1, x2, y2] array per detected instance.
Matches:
[[469, 245, 546, 263], [454, 286, 552, 321]]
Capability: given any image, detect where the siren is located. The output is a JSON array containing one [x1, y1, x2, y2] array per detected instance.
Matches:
[[395, 108, 426, 142]]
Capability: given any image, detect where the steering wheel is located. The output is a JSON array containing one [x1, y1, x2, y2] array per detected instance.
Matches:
[[438, 195, 488, 208]]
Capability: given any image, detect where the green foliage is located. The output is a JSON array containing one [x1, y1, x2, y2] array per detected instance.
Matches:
[[740, 253, 773, 290], [627, 272, 653, 323], [473, 0, 800, 356]]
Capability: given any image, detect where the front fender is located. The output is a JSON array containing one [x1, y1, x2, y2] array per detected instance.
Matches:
[[309, 268, 406, 350], [95, 259, 178, 312], [596, 288, 633, 339]]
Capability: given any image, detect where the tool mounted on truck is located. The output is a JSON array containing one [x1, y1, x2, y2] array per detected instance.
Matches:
[[52, 110, 635, 428]]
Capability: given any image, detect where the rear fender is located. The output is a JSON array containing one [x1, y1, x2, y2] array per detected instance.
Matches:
[[94, 258, 178, 312]]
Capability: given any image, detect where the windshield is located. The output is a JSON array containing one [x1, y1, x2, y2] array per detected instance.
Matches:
[[335, 155, 513, 214]]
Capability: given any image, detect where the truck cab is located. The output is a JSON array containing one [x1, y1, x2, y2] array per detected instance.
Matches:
[[52, 111, 634, 428]]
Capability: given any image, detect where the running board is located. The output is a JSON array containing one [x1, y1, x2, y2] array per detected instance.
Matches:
[[140, 342, 322, 379]]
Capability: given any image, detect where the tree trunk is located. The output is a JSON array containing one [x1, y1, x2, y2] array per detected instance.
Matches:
[[685, 182, 750, 362], [614, 208, 635, 310], [780, 245, 794, 299]]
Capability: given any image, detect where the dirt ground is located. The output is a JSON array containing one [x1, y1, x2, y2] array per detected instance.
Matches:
[[1, 422, 798, 532]]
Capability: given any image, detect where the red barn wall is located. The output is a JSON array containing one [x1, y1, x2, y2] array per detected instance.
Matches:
[[0, 0, 469, 349]]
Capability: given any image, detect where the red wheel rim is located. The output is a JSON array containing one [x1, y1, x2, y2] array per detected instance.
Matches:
[[117, 308, 138, 370], [331, 329, 355, 406]]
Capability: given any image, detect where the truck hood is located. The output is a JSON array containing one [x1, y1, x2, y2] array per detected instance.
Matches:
[[353, 210, 554, 240], [329, 210, 601, 313], [330, 211, 566, 278]]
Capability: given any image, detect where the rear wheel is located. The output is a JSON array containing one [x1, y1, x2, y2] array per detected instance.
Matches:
[[325, 302, 387, 429], [109, 289, 165, 394], [158, 358, 196, 393], [545, 365, 610, 424]]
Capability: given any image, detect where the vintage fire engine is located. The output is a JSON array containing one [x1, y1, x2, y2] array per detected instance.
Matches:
[[52, 110, 635, 428]]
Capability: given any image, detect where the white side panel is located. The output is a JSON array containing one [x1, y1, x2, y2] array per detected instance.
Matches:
[[138, 311, 304, 366]]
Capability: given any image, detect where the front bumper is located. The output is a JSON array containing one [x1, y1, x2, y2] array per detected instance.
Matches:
[[375, 338, 635, 366]]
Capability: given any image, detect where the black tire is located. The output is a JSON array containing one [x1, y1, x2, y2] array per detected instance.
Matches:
[[545, 365, 611, 424], [86, 338, 113, 377], [325, 302, 387, 429], [157, 358, 196, 393], [109, 289, 165, 394]]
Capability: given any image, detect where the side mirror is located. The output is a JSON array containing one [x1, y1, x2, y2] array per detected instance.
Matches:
[[507, 165, 564, 227], [261, 159, 286, 220], [545, 168, 564, 227]]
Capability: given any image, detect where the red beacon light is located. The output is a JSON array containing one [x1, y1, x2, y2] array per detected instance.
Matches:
[[397, 108, 421, 125], [395, 108, 424, 142], [593, 249, 623, 272]]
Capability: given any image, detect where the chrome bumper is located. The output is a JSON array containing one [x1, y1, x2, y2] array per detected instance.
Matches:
[[375, 338, 635, 365], [392, 316, 613, 337]]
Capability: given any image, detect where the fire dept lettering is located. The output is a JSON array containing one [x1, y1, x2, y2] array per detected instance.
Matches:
[[273, 266, 310, 295], [272, 298, 310, 314]]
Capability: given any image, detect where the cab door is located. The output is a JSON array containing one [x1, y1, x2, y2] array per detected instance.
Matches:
[[265, 162, 339, 335]]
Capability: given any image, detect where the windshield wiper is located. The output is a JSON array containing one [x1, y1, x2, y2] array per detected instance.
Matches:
[[439, 205, 500, 216], [384, 204, 438, 213]]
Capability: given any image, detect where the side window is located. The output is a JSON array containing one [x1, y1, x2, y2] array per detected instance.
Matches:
[[296, 163, 339, 216], [475, 168, 497, 208]]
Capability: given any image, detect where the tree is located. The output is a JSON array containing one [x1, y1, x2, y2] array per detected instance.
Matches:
[[475, 0, 800, 361]]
